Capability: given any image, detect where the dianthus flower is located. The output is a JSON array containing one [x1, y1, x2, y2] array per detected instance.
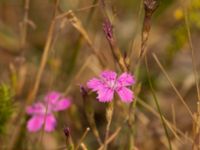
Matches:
[[87, 71, 135, 103], [26, 91, 71, 132]]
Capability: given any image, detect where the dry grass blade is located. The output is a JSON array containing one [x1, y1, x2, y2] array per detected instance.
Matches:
[[98, 127, 121, 150], [145, 56, 172, 150], [184, 8, 200, 102], [27, 0, 61, 103], [9, 2, 60, 149], [27, 0, 62, 103], [75, 3, 99, 12], [80, 143, 88, 150], [81, 83, 102, 145], [60, 10, 104, 67], [20, 0, 30, 48], [64, 55, 99, 95], [27, 20, 56, 104], [171, 104, 177, 128], [137, 99, 193, 143], [152, 53, 194, 120], [75, 128, 90, 150], [66, 10, 92, 46], [192, 102, 200, 149]]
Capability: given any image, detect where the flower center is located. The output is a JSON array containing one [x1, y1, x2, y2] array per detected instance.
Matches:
[[107, 80, 117, 89]]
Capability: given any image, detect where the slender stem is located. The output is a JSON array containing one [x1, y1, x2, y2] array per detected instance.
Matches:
[[39, 101, 49, 147], [137, 98, 193, 143], [75, 4, 99, 13], [128, 0, 143, 57], [184, 8, 200, 102], [140, 0, 159, 58], [171, 104, 177, 129], [20, 0, 30, 49], [103, 101, 114, 150], [145, 56, 172, 150], [98, 127, 121, 150], [27, 0, 60, 103], [127, 99, 137, 149], [64, 127, 74, 150], [75, 128, 90, 150], [59, 10, 105, 68], [65, 0, 99, 76], [8, 1, 61, 149], [81, 85, 103, 145], [152, 53, 194, 120], [85, 0, 98, 24], [80, 143, 88, 150], [101, 1, 128, 71]]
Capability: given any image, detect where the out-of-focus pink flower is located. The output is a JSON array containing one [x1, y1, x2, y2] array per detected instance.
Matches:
[[87, 71, 135, 103], [26, 91, 71, 132]]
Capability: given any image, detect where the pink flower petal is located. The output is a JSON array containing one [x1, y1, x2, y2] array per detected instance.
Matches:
[[97, 88, 114, 102], [100, 71, 117, 82], [117, 73, 135, 87], [87, 78, 105, 91], [26, 102, 45, 115], [44, 114, 56, 132], [45, 91, 61, 104], [27, 115, 44, 132], [53, 98, 71, 111], [116, 87, 134, 103]]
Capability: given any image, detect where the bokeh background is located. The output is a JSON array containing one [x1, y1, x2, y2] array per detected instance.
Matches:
[[0, 0, 200, 149]]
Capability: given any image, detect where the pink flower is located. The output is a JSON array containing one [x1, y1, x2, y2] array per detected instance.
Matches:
[[87, 71, 135, 103], [26, 91, 71, 132]]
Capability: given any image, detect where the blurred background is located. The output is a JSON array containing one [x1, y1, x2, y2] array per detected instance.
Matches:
[[0, 0, 200, 149]]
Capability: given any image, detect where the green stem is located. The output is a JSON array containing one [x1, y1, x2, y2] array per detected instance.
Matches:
[[65, 0, 98, 76], [145, 56, 172, 150]]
